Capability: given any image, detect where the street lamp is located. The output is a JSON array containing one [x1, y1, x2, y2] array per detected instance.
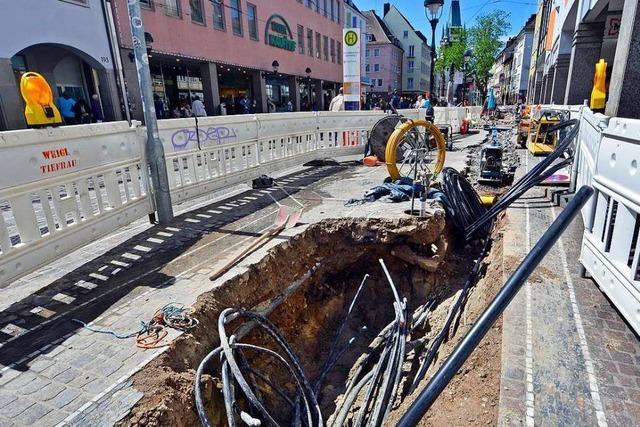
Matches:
[[424, 0, 444, 97], [463, 49, 472, 104]]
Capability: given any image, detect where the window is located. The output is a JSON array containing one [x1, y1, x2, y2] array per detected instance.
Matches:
[[165, 0, 180, 17], [190, 0, 204, 24], [307, 29, 314, 57], [365, 64, 370, 72], [337, 41, 341, 64], [306, 0, 312, 8], [213, 0, 225, 30], [365, 49, 370, 57], [374, 48, 380, 57], [230, 0, 242, 35], [330, 39, 336, 63], [316, 33, 322, 59], [377, 79, 383, 87], [330, 0, 335, 21], [408, 60, 414, 72], [140, 0, 153, 7], [323, 36, 329, 61], [247, 3, 258, 40], [336, 1, 341, 23], [347, 12, 352, 27], [323, 0, 328, 17], [374, 64, 380, 72], [298, 25, 305, 54], [408, 45, 415, 57], [316, 0, 321, 13], [408, 78, 414, 89], [403, 30, 409, 38]]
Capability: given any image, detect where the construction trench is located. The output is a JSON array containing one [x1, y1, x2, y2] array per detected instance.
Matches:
[[118, 112, 583, 427]]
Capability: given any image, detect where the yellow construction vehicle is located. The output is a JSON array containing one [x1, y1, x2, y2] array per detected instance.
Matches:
[[526, 110, 563, 155]]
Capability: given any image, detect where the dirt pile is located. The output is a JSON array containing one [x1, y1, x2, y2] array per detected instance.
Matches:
[[121, 212, 506, 427]]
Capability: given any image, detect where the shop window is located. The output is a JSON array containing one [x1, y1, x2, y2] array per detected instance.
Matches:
[[213, 0, 225, 30], [298, 25, 305, 55], [316, 33, 321, 59], [337, 42, 341, 64], [190, 0, 204, 24], [247, 3, 258, 40], [330, 39, 336, 63], [164, 0, 180, 17], [307, 29, 314, 57], [323, 36, 329, 61], [230, 0, 242, 36]]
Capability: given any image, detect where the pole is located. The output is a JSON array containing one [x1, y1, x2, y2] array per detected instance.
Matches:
[[429, 18, 438, 96], [126, 0, 174, 224], [397, 185, 594, 427]]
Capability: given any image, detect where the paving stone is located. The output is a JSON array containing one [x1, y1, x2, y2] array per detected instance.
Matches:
[[41, 361, 73, 380], [38, 381, 66, 401], [3, 371, 38, 390], [82, 378, 109, 395], [49, 387, 82, 410], [53, 367, 81, 384], [37, 409, 68, 427], [27, 357, 56, 373], [65, 351, 95, 368], [3, 396, 35, 418], [610, 349, 634, 364], [68, 371, 95, 388], [89, 358, 124, 378], [0, 368, 22, 386], [20, 375, 52, 395], [0, 391, 18, 409], [13, 402, 52, 425]]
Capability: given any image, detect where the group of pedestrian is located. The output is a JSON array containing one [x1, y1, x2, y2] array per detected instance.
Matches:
[[56, 91, 104, 125], [154, 94, 208, 119]]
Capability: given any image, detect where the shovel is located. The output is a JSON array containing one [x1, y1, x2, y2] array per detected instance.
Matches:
[[209, 207, 292, 282]]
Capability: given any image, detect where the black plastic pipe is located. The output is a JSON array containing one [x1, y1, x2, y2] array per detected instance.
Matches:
[[397, 185, 594, 427]]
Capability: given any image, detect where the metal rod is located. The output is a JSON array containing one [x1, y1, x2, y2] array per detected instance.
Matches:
[[397, 185, 594, 427], [127, 0, 174, 224]]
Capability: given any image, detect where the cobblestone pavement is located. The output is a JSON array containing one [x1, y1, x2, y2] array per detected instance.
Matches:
[[498, 150, 640, 426], [0, 164, 352, 426]]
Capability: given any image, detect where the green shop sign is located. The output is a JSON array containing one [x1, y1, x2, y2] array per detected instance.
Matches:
[[265, 14, 296, 52]]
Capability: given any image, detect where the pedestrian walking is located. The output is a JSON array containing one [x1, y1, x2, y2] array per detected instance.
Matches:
[[74, 98, 91, 124], [154, 94, 166, 119], [329, 87, 345, 112], [90, 94, 104, 123], [191, 95, 207, 117], [56, 90, 77, 125], [239, 95, 251, 114]]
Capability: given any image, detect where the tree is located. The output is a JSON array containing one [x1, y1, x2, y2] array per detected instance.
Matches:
[[468, 10, 511, 100], [434, 29, 468, 74]]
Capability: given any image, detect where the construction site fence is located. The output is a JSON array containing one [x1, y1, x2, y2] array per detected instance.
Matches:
[[0, 106, 478, 286], [557, 105, 640, 334]]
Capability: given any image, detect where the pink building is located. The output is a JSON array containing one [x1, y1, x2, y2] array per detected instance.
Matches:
[[363, 10, 403, 95], [110, 0, 345, 116]]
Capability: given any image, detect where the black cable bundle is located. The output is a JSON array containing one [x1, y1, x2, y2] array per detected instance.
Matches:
[[440, 167, 489, 236], [465, 119, 579, 238], [194, 308, 322, 427]]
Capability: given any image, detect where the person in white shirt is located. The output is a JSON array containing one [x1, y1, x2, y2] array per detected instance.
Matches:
[[191, 96, 207, 117], [329, 87, 345, 112]]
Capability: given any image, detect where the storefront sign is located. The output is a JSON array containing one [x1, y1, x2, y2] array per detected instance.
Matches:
[[265, 15, 296, 52], [604, 14, 622, 39], [177, 75, 203, 91], [343, 29, 361, 110]]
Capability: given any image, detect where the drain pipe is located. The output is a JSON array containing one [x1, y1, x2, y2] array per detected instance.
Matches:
[[397, 185, 594, 427]]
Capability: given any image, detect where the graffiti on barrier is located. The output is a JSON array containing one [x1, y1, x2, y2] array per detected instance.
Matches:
[[171, 126, 238, 150]]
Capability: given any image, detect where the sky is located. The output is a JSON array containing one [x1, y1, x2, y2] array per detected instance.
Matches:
[[355, 0, 538, 46]]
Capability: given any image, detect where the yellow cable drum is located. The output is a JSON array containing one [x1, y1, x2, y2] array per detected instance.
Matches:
[[385, 119, 447, 181]]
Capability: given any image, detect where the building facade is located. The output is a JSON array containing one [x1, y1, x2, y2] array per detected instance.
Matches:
[[0, 0, 123, 130], [382, 3, 431, 96], [110, 0, 345, 117], [363, 10, 403, 94], [509, 14, 535, 103]]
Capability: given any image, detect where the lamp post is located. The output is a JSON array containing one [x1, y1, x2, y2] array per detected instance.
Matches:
[[463, 49, 472, 105], [424, 0, 444, 97]]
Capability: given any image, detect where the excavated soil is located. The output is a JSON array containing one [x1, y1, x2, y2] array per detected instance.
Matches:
[[121, 212, 507, 426]]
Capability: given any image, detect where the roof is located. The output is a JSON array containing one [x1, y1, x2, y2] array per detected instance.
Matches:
[[363, 10, 394, 45], [383, 3, 431, 48], [343, 0, 362, 15]]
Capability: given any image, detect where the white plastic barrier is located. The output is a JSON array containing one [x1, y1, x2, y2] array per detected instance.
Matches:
[[579, 115, 640, 333], [0, 122, 152, 285], [0, 107, 481, 285]]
